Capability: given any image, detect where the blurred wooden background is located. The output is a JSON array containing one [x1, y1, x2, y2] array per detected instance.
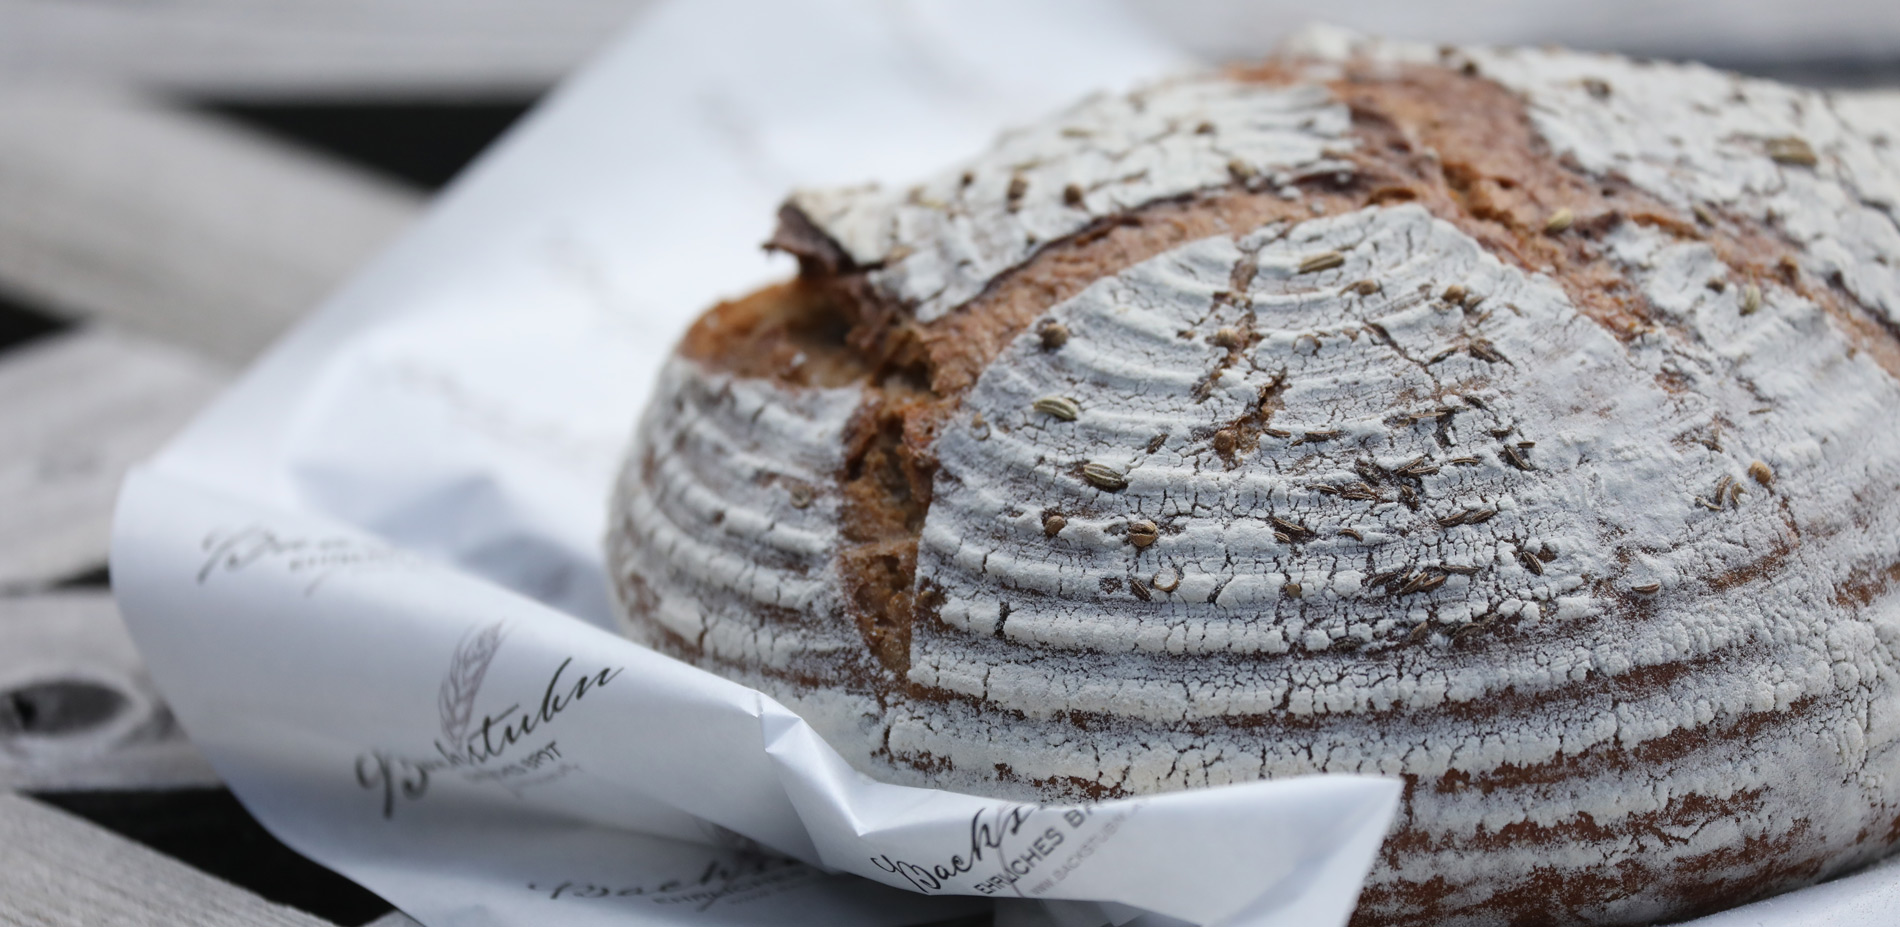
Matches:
[[0, 1, 1896, 925]]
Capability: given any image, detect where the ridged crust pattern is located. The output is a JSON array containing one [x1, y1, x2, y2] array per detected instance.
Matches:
[[608, 37, 1900, 926]]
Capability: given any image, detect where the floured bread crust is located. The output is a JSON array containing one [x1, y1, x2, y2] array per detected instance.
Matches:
[[608, 35, 1900, 927]]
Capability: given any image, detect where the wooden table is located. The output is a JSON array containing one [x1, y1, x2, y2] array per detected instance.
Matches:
[[0, 9, 528, 923], [1, 2, 1896, 924]]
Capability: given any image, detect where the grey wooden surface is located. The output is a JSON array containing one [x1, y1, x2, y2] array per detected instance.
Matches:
[[0, 328, 229, 592], [0, 0, 1895, 96], [0, 23, 436, 927], [0, 90, 421, 364], [0, 0, 650, 97]]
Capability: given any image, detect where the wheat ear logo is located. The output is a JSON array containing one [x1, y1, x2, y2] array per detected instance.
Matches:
[[439, 621, 507, 749], [358, 619, 618, 817]]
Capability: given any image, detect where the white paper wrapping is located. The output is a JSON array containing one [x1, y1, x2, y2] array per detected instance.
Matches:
[[104, 2, 1896, 925]]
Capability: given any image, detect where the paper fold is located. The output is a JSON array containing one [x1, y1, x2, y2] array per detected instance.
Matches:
[[114, 467, 1398, 927]]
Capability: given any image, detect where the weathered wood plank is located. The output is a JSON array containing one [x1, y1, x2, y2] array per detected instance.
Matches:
[[1123, 0, 1900, 70], [0, 327, 227, 592], [0, 0, 647, 98], [0, 0, 1895, 97], [0, 791, 338, 926], [0, 90, 421, 363], [0, 592, 219, 791]]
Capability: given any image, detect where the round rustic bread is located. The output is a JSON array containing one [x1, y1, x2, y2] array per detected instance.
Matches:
[[607, 31, 1900, 927]]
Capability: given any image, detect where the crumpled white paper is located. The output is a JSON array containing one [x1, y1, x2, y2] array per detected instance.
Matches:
[[110, 2, 1399, 926], [105, 1, 1898, 925]]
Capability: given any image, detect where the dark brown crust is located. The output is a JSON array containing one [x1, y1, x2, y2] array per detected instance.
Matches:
[[765, 201, 856, 276], [676, 278, 867, 387], [836, 389, 940, 677]]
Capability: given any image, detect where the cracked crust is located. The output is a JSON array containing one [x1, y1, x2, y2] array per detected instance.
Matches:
[[610, 38, 1900, 927]]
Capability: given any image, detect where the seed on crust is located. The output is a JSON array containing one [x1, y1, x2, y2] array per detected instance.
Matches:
[[1227, 158, 1257, 181], [1468, 339, 1505, 363], [1129, 576, 1152, 602], [1063, 183, 1086, 207], [1395, 571, 1434, 596], [1152, 569, 1181, 592], [1038, 321, 1070, 350], [1033, 396, 1081, 421], [1213, 429, 1239, 455], [1503, 444, 1534, 471], [1517, 550, 1546, 576], [1632, 582, 1662, 594], [1442, 283, 1467, 304], [1043, 513, 1067, 537], [1543, 207, 1575, 234], [1298, 250, 1346, 274], [1346, 278, 1382, 296], [1082, 462, 1128, 492], [1749, 460, 1775, 486], [1127, 519, 1159, 548], [1271, 516, 1311, 538], [1766, 135, 1818, 167], [1283, 581, 1303, 598], [786, 482, 814, 509], [1742, 283, 1763, 315], [1211, 326, 1244, 349]]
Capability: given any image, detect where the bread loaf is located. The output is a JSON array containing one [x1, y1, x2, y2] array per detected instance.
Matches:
[[607, 31, 1900, 926]]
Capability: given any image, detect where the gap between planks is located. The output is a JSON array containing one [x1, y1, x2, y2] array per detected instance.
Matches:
[[0, 791, 340, 927]]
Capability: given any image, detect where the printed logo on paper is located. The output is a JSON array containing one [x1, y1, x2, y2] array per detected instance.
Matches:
[[870, 801, 1141, 899], [197, 525, 421, 595], [525, 852, 824, 913], [354, 620, 624, 817]]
